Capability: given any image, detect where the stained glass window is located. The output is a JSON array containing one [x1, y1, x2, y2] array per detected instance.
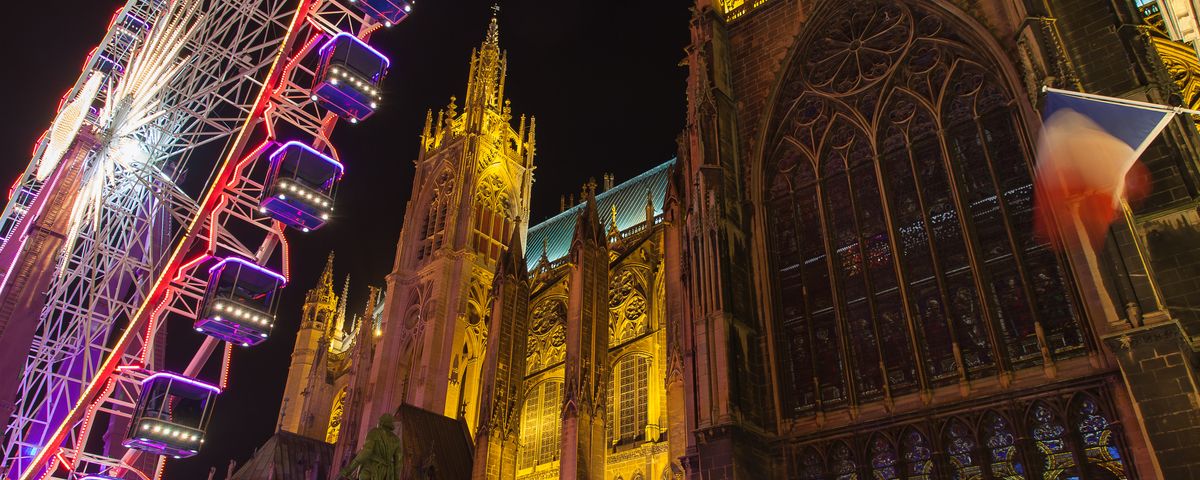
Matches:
[[829, 441, 859, 480], [901, 428, 933, 479], [609, 355, 650, 444], [1073, 396, 1130, 479], [944, 419, 983, 480], [799, 447, 826, 480], [1030, 402, 1079, 479], [784, 392, 1133, 480], [869, 435, 899, 480], [518, 380, 562, 471], [763, 0, 1087, 418], [981, 412, 1025, 479]]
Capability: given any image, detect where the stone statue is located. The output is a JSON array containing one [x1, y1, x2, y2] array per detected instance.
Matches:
[[340, 414, 404, 480]]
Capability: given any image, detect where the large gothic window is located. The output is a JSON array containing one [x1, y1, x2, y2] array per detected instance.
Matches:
[[518, 380, 562, 473], [764, 0, 1086, 417]]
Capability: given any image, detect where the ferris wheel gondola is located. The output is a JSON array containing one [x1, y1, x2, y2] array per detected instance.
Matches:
[[260, 141, 344, 232]]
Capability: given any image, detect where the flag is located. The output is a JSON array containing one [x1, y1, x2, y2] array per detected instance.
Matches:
[[1034, 88, 1177, 250]]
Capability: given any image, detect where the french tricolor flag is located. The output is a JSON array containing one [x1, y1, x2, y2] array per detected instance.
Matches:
[[1034, 87, 1179, 250]]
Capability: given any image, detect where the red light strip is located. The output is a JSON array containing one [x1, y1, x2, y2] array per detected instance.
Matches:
[[219, 341, 233, 390], [278, 222, 292, 282], [29, 130, 48, 159]]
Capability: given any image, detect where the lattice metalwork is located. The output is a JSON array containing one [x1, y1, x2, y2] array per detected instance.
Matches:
[[0, 0, 397, 478]]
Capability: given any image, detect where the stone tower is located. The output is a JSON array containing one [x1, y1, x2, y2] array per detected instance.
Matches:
[[277, 252, 359, 442], [363, 11, 535, 438], [278, 252, 339, 434]]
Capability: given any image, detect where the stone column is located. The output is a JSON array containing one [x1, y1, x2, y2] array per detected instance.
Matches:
[[471, 233, 531, 480], [560, 190, 610, 480], [1104, 320, 1200, 479]]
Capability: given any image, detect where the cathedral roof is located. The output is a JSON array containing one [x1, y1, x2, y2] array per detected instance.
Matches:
[[229, 431, 333, 480], [393, 404, 474, 480], [526, 158, 675, 270]]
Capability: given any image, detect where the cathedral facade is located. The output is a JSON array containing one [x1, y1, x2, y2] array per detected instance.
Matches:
[[257, 1, 1200, 479]]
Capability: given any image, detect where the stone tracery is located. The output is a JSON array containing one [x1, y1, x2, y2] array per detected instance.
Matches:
[[526, 299, 566, 374], [764, 0, 1087, 417]]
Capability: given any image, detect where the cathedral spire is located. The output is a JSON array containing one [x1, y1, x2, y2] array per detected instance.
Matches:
[[465, 6, 507, 120], [319, 251, 335, 291], [485, 4, 500, 48], [331, 275, 351, 336]]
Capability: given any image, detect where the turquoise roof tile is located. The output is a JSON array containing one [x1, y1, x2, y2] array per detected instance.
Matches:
[[526, 159, 675, 270]]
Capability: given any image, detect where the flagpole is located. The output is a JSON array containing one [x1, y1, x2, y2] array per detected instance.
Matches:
[[1042, 85, 1200, 116], [1041, 85, 1174, 316]]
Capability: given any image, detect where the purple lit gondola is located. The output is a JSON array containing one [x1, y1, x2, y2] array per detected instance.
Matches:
[[312, 33, 389, 123], [193, 258, 286, 347], [123, 373, 219, 458], [351, 0, 413, 27], [259, 141, 342, 232]]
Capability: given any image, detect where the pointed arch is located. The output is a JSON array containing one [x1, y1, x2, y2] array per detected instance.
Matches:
[[516, 378, 563, 472], [978, 410, 1026, 479], [796, 445, 827, 480], [608, 352, 652, 444], [1068, 393, 1131, 479], [526, 297, 566, 374], [868, 432, 899, 480], [827, 440, 858, 479], [900, 426, 934, 479], [942, 417, 982, 479], [752, 0, 1089, 419], [418, 166, 456, 260], [1027, 400, 1079, 479]]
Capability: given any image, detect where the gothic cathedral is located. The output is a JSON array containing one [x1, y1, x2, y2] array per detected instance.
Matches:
[[251, 1, 1200, 479]]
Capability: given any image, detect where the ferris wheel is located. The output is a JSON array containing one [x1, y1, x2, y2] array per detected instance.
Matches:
[[0, 0, 413, 479]]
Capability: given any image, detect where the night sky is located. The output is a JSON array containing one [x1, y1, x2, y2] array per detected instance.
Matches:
[[2, 1, 690, 478]]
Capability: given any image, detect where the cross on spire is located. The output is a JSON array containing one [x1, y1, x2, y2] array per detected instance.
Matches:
[[491, 3, 500, 17]]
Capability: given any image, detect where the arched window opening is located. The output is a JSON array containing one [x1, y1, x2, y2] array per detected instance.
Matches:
[[608, 355, 650, 445], [474, 171, 514, 263], [901, 427, 934, 479], [796, 447, 826, 480], [828, 441, 858, 480], [781, 392, 1133, 480], [943, 418, 982, 479], [1071, 395, 1130, 479], [1029, 402, 1080, 478], [518, 380, 562, 473], [763, 0, 1087, 418], [980, 411, 1025, 479], [869, 434, 899, 480], [419, 170, 453, 260]]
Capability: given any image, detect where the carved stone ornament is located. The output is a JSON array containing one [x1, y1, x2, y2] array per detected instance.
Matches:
[[526, 299, 566, 373]]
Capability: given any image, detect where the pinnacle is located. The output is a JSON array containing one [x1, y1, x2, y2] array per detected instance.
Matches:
[[319, 251, 335, 290], [485, 5, 500, 49]]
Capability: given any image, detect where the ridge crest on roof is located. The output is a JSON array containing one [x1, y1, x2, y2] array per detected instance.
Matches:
[[526, 158, 675, 270]]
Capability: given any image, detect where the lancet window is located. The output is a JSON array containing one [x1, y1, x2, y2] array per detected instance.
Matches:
[[518, 380, 562, 473], [419, 169, 453, 260], [781, 390, 1132, 479], [473, 171, 514, 262], [607, 354, 650, 445]]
